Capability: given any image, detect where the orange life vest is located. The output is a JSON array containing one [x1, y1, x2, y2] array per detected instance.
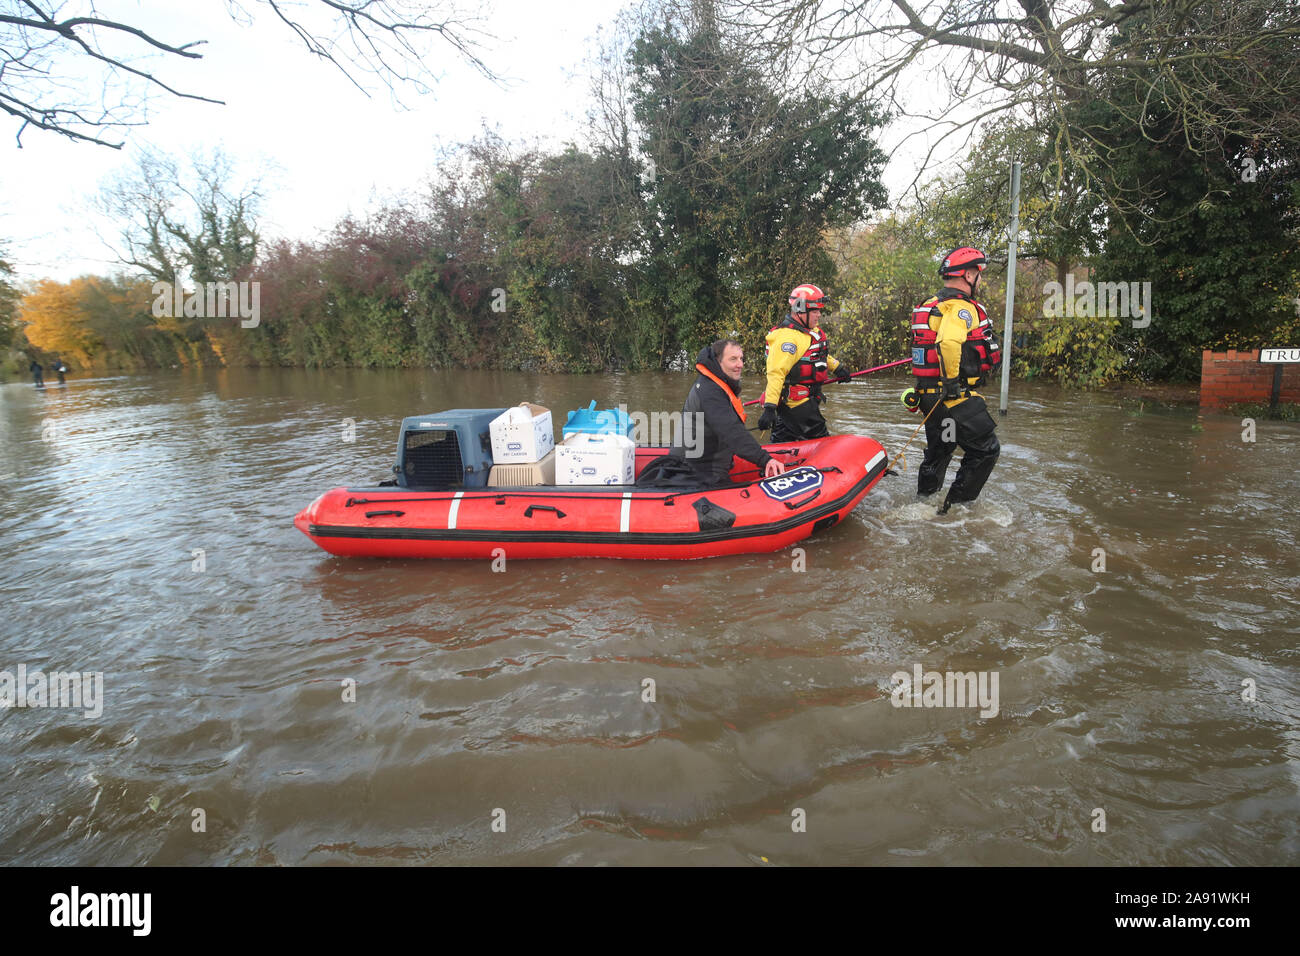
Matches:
[[694, 363, 747, 422]]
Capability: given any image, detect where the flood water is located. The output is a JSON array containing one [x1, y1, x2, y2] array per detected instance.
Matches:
[[1, 367, 1297, 865]]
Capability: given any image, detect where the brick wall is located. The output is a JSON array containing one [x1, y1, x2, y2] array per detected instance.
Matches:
[[1200, 349, 1300, 408]]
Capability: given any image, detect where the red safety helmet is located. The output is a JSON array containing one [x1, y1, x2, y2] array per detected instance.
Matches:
[[939, 247, 987, 278], [789, 283, 828, 314]]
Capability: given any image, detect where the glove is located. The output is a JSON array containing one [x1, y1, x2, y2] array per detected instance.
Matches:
[[942, 379, 964, 401], [757, 404, 778, 431], [834, 370, 852, 384]]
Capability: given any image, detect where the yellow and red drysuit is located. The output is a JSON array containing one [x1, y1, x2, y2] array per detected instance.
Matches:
[[910, 289, 1001, 509], [763, 316, 843, 442]]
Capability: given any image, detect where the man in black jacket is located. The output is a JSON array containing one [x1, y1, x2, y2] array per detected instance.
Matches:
[[665, 339, 786, 486]]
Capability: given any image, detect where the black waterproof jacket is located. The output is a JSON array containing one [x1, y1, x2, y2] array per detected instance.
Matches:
[[670, 344, 773, 485]]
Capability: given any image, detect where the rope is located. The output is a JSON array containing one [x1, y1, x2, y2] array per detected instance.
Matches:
[[889, 392, 945, 473]]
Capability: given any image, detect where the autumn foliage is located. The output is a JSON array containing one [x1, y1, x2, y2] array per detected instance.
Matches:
[[20, 276, 167, 368]]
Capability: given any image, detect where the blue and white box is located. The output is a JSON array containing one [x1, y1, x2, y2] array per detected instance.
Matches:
[[556, 432, 635, 485]]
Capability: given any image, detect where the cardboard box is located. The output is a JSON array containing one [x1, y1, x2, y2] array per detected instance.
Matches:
[[556, 432, 635, 485], [488, 450, 556, 487], [489, 403, 554, 463]]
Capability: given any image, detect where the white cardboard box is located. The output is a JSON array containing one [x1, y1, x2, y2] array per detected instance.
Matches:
[[556, 432, 635, 485], [490, 403, 554, 463]]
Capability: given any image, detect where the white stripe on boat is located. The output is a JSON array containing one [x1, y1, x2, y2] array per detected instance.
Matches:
[[448, 491, 464, 530], [866, 450, 886, 472], [620, 492, 631, 533]]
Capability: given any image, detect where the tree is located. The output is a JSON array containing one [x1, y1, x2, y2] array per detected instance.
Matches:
[[628, 0, 888, 356], [19, 277, 102, 360], [490, 145, 653, 371], [95, 148, 262, 286], [1, 0, 500, 148], [1086, 88, 1300, 380], [0, 240, 17, 349], [825, 216, 936, 369], [404, 133, 652, 371], [911, 119, 1103, 282], [721, 0, 1300, 223], [19, 273, 189, 367]]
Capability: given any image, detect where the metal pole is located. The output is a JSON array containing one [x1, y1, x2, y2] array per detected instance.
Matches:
[[1000, 161, 1021, 416]]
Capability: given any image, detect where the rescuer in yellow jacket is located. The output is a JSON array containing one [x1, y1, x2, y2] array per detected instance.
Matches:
[[910, 247, 1001, 514], [757, 283, 850, 442]]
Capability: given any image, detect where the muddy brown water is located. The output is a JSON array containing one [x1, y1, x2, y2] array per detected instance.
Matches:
[[1, 368, 1296, 865]]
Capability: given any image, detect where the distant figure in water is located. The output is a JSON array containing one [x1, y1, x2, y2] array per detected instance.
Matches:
[[52, 358, 67, 385], [30, 359, 44, 387]]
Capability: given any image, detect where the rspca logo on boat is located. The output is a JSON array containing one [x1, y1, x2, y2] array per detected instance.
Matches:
[[758, 466, 822, 501]]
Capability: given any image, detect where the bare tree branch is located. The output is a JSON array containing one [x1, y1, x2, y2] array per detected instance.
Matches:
[[718, 0, 1300, 220], [1, 0, 502, 148]]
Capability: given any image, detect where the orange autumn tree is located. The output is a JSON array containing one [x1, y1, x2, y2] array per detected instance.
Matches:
[[21, 276, 159, 366], [20, 278, 101, 363]]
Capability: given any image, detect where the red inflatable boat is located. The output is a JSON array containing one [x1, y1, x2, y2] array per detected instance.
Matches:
[[295, 435, 889, 561]]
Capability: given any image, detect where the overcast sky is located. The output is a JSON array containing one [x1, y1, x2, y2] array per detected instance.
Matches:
[[0, 0, 955, 285]]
